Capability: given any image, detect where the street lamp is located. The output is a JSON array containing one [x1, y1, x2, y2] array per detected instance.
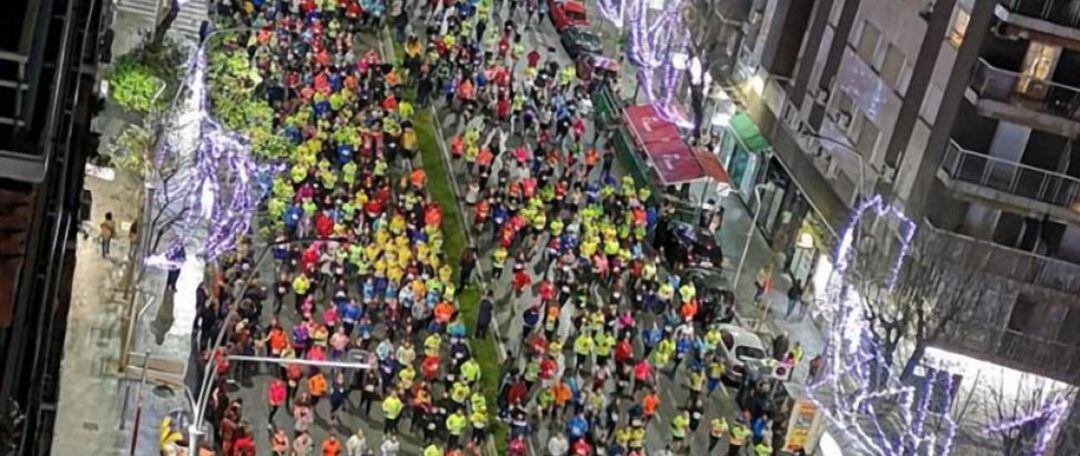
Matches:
[[186, 236, 347, 451], [732, 183, 769, 299]]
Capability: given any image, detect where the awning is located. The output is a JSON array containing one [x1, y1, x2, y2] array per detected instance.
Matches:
[[623, 104, 682, 147], [692, 148, 732, 193], [729, 111, 769, 153], [646, 140, 703, 186]]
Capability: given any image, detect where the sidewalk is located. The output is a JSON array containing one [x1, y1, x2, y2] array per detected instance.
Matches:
[[51, 5, 204, 454], [50, 169, 140, 455], [713, 191, 826, 381]]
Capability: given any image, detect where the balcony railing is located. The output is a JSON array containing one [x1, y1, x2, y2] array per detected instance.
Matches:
[[972, 58, 1080, 121], [997, 328, 1080, 382], [1000, 0, 1080, 28], [941, 140, 1080, 209], [920, 220, 1080, 295]]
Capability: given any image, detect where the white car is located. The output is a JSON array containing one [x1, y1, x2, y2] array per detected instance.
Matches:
[[715, 323, 767, 382]]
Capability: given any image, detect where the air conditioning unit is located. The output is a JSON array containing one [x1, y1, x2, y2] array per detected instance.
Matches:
[[881, 164, 897, 183], [812, 88, 829, 106], [835, 110, 853, 129], [919, 0, 935, 19]]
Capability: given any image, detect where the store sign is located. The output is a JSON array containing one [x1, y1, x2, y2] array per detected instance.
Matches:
[[783, 398, 820, 453]]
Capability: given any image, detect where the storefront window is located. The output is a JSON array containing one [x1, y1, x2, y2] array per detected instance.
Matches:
[[728, 142, 750, 192], [718, 129, 737, 170]]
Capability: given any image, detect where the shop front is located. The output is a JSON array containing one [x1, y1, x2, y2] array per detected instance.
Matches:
[[711, 107, 835, 296], [716, 111, 769, 197]]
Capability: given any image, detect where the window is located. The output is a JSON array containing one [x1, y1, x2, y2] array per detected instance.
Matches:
[[880, 44, 906, 90], [831, 89, 854, 120], [721, 332, 734, 350], [948, 9, 970, 48], [855, 114, 880, 157], [735, 346, 766, 361], [856, 20, 881, 64]]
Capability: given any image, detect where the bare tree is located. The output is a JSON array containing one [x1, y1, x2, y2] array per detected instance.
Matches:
[[682, 0, 745, 135], [843, 217, 984, 388], [950, 372, 1078, 455]]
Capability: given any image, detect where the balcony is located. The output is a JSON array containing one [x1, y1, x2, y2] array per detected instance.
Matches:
[[939, 322, 1080, 384], [998, 0, 1080, 30], [941, 139, 1080, 223], [939, 140, 1080, 223], [920, 222, 1080, 383], [920, 219, 1080, 295], [970, 59, 1080, 136]]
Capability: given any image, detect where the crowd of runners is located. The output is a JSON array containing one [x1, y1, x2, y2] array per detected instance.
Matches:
[[175, 0, 808, 454]]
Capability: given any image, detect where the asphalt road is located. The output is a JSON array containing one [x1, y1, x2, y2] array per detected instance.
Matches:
[[418, 5, 749, 455], [220, 5, 760, 456]]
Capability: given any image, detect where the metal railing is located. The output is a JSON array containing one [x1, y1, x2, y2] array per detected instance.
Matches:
[[1000, 0, 1080, 28], [995, 328, 1080, 381], [971, 58, 1080, 121], [941, 140, 1080, 208], [920, 219, 1080, 294]]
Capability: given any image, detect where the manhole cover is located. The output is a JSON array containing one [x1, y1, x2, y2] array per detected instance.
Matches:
[[82, 422, 99, 431], [152, 385, 175, 398]]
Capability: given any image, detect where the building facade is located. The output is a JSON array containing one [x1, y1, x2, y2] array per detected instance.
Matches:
[[723, 0, 1080, 386], [0, 0, 104, 452]]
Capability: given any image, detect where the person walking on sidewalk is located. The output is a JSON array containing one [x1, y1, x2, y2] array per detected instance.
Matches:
[[786, 279, 804, 319], [754, 265, 774, 302], [99, 212, 115, 257]]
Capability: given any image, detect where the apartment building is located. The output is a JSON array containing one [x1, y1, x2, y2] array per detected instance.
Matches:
[[720, 0, 1080, 388], [0, 0, 105, 452]]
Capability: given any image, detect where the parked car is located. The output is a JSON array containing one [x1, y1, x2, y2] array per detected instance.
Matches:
[[549, 0, 589, 31], [656, 220, 723, 270], [560, 26, 602, 58], [715, 323, 767, 382]]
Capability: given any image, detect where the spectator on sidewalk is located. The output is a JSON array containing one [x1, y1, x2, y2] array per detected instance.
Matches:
[[458, 246, 478, 290], [476, 290, 495, 339], [772, 331, 790, 362], [99, 212, 115, 257], [786, 279, 804, 319], [754, 264, 774, 302]]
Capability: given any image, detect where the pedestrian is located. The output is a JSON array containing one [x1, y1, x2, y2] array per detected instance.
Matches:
[[772, 331, 790, 362], [321, 434, 342, 456], [382, 392, 404, 434], [786, 279, 803, 319], [269, 426, 289, 455], [754, 264, 774, 302], [380, 434, 400, 456], [458, 246, 478, 290], [345, 428, 367, 456], [709, 416, 729, 452], [99, 212, 115, 257], [292, 430, 313, 456], [475, 290, 494, 338], [729, 417, 751, 456], [266, 377, 287, 424], [329, 371, 348, 425]]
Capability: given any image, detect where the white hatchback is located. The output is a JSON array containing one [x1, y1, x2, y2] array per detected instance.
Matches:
[[715, 323, 767, 382]]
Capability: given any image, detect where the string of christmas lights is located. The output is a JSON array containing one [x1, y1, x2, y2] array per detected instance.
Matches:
[[807, 195, 958, 455], [984, 395, 1069, 456], [147, 42, 259, 268]]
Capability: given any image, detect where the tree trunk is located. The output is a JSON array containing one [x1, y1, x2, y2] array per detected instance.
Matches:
[[151, 0, 179, 51], [899, 342, 927, 382]]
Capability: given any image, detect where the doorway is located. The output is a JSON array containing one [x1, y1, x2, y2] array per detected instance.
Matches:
[[1016, 41, 1061, 101]]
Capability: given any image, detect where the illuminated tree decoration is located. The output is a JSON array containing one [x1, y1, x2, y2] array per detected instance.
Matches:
[[808, 195, 958, 456], [148, 43, 259, 267], [985, 395, 1070, 456]]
